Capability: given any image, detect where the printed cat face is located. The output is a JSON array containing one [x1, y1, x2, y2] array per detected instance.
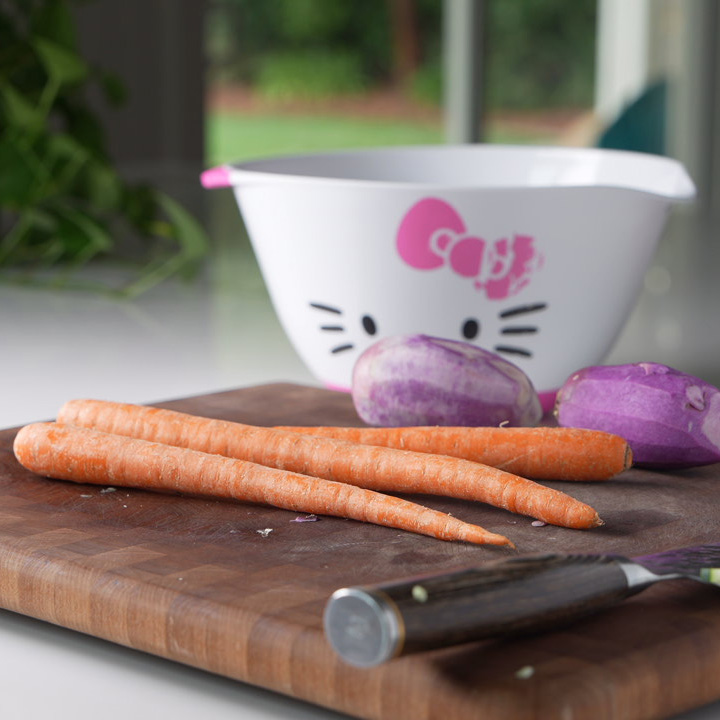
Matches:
[[238, 164, 665, 395], [305, 197, 548, 388], [308, 299, 548, 377]]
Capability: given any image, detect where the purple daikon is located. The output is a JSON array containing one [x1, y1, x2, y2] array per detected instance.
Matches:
[[555, 362, 720, 468], [351, 334, 542, 427]]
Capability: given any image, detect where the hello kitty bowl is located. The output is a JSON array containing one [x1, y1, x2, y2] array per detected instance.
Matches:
[[202, 144, 695, 404]]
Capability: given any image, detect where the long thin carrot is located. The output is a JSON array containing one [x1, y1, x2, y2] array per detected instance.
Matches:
[[13, 422, 513, 547], [274, 425, 632, 481], [57, 399, 602, 529]]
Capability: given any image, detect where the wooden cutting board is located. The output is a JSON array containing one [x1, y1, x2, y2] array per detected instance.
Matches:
[[1, 383, 720, 720]]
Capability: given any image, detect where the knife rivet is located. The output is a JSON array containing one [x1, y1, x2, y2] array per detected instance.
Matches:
[[411, 584, 428, 603], [515, 665, 535, 680]]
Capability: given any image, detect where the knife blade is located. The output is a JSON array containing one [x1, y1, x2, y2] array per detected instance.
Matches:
[[323, 543, 720, 667]]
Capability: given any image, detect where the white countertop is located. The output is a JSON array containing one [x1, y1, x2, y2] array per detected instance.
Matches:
[[0, 262, 315, 431], [1, 224, 718, 719]]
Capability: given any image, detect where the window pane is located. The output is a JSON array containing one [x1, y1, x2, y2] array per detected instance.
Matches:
[[205, 0, 444, 165], [203, 0, 720, 387]]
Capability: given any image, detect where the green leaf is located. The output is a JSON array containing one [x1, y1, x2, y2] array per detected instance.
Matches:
[[62, 102, 109, 159], [35, 236, 66, 269], [34, 37, 88, 86], [25, 206, 59, 235], [122, 184, 159, 232], [46, 132, 88, 161], [120, 192, 210, 297], [0, 82, 45, 131], [81, 162, 124, 212], [0, 212, 32, 265], [0, 136, 42, 207], [44, 132, 89, 184], [155, 192, 210, 263], [53, 204, 114, 262], [30, 0, 78, 50], [98, 70, 128, 107]]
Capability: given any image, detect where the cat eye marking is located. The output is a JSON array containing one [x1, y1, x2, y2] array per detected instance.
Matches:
[[498, 302, 548, 319], [331, 343, 355, 354], [321, 325, 345, 332], [310, 302, 343, 314], [495, 345, 533, 358], [501, 325, 538, 335]]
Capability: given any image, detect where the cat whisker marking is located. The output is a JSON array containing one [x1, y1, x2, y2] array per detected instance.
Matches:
[[321, 325, 345, 332], [331, 343, 355, 354], [501, 325, 538, 335], [498, 302, 548, 319], [310, 302, 343, 315], [494, 345, 533, 358]]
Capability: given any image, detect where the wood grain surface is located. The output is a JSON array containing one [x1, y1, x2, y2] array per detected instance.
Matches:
[[1, 383, 720, 720]]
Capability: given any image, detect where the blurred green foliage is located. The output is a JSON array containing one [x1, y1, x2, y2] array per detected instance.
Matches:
[[257, 51, 368, 101], [486, 0, 597, 109], [0, 0, 209, 295], [207, 0, 597, 109], [207, 0, 393, 89]]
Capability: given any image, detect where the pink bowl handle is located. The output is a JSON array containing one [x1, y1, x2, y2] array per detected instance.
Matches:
[[201, 166, 232, 189]]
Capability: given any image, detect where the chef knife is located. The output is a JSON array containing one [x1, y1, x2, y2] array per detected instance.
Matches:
[[324, 544, 720, 667]]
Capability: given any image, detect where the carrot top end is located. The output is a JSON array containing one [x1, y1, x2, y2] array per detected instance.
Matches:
[[624, 445, 634, 471]]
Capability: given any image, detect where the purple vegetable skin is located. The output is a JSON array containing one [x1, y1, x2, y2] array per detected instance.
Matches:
[[555, 362, 720, 468], [352, 334, 542, 427]]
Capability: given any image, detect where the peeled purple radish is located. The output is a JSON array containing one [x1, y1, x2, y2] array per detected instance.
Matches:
[[351, 334, 543, 427], [555, 362, 720, 468]]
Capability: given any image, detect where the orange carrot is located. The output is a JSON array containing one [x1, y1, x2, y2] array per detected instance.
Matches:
[[275, 425, 632, 481], [57, 399, 602, 530], [13, 422, 513, 547]]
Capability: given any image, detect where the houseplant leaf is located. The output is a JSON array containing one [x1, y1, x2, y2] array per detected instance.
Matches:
[[121, 191, 210, 297], [53, 204, 113, 261], [0, 1, 209, 294], [0, 82, 46, 132], [0, 136, 45, 208], [30, 0, 78, 50], [34, 37, 88, 87]]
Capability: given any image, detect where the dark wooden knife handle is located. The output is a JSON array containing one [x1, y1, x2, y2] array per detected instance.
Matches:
[[324, 553, 636, 667]]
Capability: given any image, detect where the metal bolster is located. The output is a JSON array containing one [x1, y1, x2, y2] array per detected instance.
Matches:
[[617, 561, 681, 590]]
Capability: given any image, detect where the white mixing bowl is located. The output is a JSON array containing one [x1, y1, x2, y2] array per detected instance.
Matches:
[[202, 144, 695, 405]]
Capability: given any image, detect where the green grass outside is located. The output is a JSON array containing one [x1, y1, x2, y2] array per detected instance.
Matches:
[[207, 112, 442, 165], [206, 111, 551, 165]]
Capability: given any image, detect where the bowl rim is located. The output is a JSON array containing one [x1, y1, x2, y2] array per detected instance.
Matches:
[[218, 143, 696, 202]]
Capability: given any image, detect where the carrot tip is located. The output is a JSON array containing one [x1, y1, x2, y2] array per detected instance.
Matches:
[[484, 532, 516, 549]]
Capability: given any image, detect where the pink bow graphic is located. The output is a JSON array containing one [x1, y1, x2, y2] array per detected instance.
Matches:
[[396, 198, 543, 300]]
